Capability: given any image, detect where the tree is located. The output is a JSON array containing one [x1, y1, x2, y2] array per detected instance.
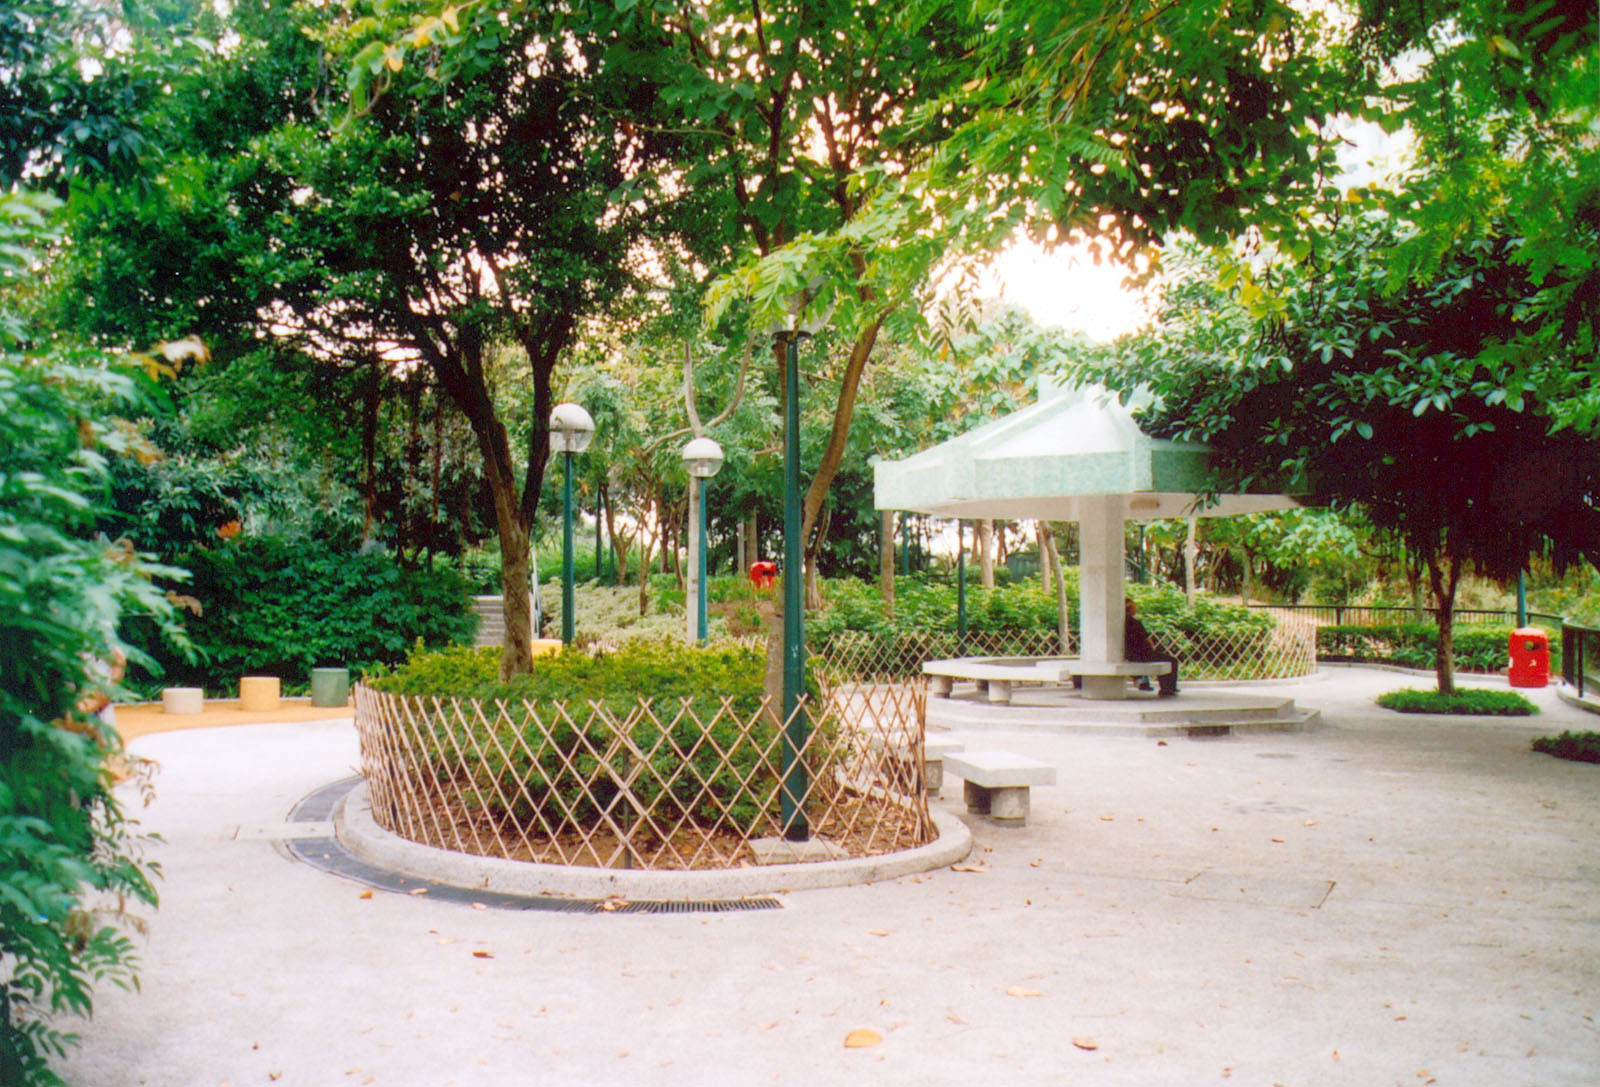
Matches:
[[0, 191, 181, 1087], [1075, 208, 1599, 692], [65, 0, 707, 676]]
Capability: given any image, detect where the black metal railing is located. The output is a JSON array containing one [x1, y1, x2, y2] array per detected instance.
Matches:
[[1246, 604, 1563, 629], [1563, 622, 1600, 699]]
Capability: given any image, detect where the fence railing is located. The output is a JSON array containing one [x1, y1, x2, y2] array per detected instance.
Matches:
[[811, 615, 1317, 684], [1563, 623, 1600, 699], [353, 678, 932, 871], [1247, 603, 1563, 629]]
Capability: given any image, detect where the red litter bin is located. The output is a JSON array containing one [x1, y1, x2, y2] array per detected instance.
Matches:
[[748, 561, 777, 590], [1508, 627, 1550, 688]]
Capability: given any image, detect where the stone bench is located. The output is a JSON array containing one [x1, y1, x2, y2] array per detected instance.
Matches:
[[1049, 660, 1172, 701], [924, 657, 1171, 703], [943, 750, 1056, 827], [924, 657, 1072, 704], [923, 738, 964, 796], [869, 737, 965, 797]]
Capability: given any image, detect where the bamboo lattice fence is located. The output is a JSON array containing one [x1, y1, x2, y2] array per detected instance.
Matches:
[[353, 678, 933, 871], [810, 611, 1316, 684]]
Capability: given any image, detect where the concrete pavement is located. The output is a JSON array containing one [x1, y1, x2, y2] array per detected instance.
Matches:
[[62, 667, 1600, 1086]]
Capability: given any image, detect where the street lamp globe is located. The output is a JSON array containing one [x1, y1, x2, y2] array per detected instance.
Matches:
[[549, 403, 595, 454], [681, 436, 725, 479]]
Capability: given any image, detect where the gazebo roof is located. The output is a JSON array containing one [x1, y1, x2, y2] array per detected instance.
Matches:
[[873, 381, 1299, 520]]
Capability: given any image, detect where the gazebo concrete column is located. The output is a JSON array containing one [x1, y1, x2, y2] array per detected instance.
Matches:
[[1077, 495, 1127, 699]]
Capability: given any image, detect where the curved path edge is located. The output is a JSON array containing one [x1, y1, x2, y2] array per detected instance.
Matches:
[[335, 781, 972, 901]]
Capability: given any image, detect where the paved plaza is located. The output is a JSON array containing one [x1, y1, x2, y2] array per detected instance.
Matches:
[[64, 667, 1599, 1086]]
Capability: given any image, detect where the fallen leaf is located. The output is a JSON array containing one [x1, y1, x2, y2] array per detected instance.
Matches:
[[1157, 740, 1168, 746], [1072, 1036, 1098, 1051], [1029, 859, 1042, 868], [947, 1014, 967, 1025], [868, 929, 890, 937], [358, 890, 373, 899], [408, 887, 429, 896], [844, 1028, 882, 1048], [1271, 838, 1286, 844], [269, 1076, 281, 1083], [437, 938, 456, 945], [1005, 986, 1042, 998], [598, 896, 628, 912], [471, 902, 487, 910], [472, 950, 494, 959], [1332, 1050, 1341, 1062], [1304, 820, 1316, 826], [950, 862, 987, 873], [1099, 815, 1115, 822]]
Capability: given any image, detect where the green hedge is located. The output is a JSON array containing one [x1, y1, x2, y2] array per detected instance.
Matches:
[[1532, 731, 1600, 764], [1376, 687, 1538, 715], [1317, 623, 1557, 674], [131, 535, 475, 694], [366, 640, 798, 831]]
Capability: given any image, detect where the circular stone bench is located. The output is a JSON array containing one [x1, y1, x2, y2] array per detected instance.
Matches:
[[923, 656, 1172, 703]]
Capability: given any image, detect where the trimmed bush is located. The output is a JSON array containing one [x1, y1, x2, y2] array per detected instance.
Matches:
[[1376, 688, 1538, 715], [365, 640, 794, 831], [1318, 623, 1559, 674], [130, 535, 475, 695], [1531, 731, 1600, 764]]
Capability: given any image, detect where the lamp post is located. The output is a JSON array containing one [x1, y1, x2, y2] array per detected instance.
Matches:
[[766, 286, 832, 843], [956, 519, 967, 650], [549, 403, 595, 645], [682, 436, 725, 644]]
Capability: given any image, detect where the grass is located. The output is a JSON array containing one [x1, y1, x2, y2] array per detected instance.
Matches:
[[1376, 687, 1538, 716], [1531, 731, 1600, 764]]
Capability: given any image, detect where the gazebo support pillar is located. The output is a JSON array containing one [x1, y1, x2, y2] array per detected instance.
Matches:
[[1078, 495, 1128, 699]]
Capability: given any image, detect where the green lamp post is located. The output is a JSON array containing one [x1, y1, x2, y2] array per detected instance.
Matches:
[[682, 436, 725, 644], [549, 402, 595, 645]]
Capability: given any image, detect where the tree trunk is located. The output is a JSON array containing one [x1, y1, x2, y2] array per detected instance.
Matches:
[[360, 356, 381, 548], [800, 316, 888, 579], [1427, 552, 1462, 694], [977, 518, 995, 588], [1184, 517, 1199, 607], [1041, 525, 1072, 654], [1037, 521, 1054, 595], [879, 509, 896, 616]]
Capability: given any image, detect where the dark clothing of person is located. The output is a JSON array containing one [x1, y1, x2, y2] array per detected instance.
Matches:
[[1124, 614, 1178, 696]]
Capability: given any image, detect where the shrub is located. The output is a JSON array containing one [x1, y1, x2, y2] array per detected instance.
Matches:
[[1, 192, 175, 1086], [366, 640, 799, 832], [1317, 623, 1555, 674], [131, 535, 476, 694], [1531, 731, 1600, 764], [1376, 688, 1538, 715]]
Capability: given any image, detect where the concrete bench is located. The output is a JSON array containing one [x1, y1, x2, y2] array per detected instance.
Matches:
[[923, 657, 1073, 704], [1049, 660, 1172, 701], [923, 738, 964, 796], [924, 657, 1171, 703], [943, 750, 1056, 827]]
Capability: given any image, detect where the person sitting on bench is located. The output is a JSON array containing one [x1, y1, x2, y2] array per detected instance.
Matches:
[[1124, 597, 1179, 697]]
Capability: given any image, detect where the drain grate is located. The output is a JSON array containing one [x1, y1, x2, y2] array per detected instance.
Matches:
[[615, 897, 783, 915], [283, 777, 784, 915]]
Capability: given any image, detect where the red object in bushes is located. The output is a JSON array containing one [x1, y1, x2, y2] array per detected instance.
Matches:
[[1508, 627, 1550, 688], [748, 561, 778, 589]]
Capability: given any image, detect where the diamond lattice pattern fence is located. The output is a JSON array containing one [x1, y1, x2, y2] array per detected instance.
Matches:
[[810, 609, 1316, 685], [355, 678, 933, 871]]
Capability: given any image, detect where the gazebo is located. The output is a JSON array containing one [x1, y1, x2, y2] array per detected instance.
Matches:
[[873, 380, 1299, 700]]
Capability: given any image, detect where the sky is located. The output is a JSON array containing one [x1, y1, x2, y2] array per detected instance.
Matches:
[[977, 239, 1152, 343], [983, 117, 1411, 344]]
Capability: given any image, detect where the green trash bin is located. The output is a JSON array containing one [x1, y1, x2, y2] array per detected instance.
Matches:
[[310, 667, 350, 708]]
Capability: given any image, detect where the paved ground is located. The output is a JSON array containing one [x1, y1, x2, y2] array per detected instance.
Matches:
[[64, 668, 1600, 1086]]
